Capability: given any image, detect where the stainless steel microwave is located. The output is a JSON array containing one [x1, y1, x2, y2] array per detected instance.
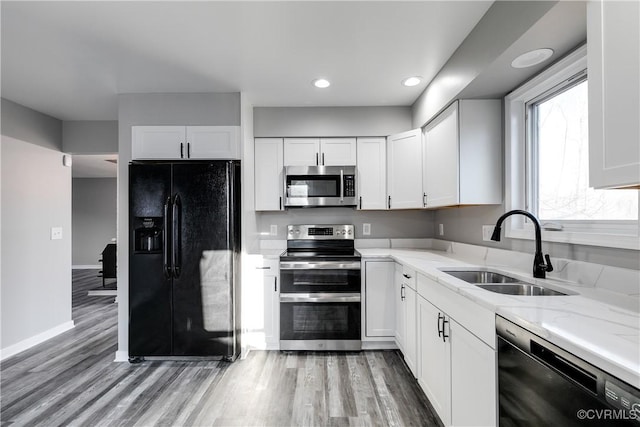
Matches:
[[284, 166, 357, 208]]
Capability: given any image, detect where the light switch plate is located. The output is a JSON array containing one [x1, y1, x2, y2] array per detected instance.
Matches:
[[363, 223, 371, 236], [482, 225, 494, 241], [51, 227, 63, 240], [270, 225, 278, 236]]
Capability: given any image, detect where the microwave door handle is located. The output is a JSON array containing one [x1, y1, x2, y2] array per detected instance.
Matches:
[[340, 169, 344, 201]]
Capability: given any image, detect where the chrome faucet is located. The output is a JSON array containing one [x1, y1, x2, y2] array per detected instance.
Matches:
[[490, 210, 553, 279]]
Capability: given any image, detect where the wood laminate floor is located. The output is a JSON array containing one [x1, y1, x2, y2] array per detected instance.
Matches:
[[1, 270, 442, 427]]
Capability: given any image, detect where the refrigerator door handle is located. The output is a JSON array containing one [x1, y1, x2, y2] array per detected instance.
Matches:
[[163, 196, 173, 278], [172, 194, 182, 278]]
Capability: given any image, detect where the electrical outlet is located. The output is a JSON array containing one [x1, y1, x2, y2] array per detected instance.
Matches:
[[482, 225, 494, 241], [363, 223, 371, 236], [270, 225, 277, 236], [438, 224, 444, 236], [51, 227, 63, 240]]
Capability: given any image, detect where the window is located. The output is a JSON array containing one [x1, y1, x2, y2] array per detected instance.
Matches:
[[506, 45, 639, 249]]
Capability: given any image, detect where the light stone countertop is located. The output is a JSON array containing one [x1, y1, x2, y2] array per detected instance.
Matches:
[[357, 247, 640, 389]]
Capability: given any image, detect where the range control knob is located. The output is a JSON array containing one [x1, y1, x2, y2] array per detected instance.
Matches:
[[348, 229, 352, 235]]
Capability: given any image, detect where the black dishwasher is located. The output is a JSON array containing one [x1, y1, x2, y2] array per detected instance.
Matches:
[[497, 316, 639, 426]]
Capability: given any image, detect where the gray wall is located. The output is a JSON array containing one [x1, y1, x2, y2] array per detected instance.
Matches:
[[258, 209, 434, 240], [63, 121, 118, 154], [411, 1, 556, 128], [72, 178, 117, 266], [1, 98, 62, 150], [433, 205, 640, 270], [116, 92, 242, 359], [1, 133, 72, 351], [255, 106, 412, 137]]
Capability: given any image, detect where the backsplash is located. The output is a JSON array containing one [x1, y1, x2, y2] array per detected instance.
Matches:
[[256, 209, 435, 239]]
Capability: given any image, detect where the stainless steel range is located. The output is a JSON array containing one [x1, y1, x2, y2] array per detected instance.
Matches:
[[279, 224, 361, 351]]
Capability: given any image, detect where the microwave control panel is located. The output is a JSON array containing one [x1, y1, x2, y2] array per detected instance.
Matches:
[[344, 175, 355, 197]]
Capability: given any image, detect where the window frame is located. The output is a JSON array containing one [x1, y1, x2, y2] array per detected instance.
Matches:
[[504, 45, 639, 250]]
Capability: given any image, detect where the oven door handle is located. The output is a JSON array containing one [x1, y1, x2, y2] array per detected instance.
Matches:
[[280, 261, 361, 270], [280, 293, 361, 303]]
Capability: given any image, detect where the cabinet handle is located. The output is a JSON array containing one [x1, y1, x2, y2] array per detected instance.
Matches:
[[423, 193, 427, 207], [388, 195, 391, 209], [322, 152, 325, 165], [187, 142, 191, 158], [400, 284, 405, 301], [437, 312, 444, 337], [255, 266, 271, 270], [402, 273, 411, 279], [359, 196, 362, 209], [274, 277, 278, 292], [180, 142, 184, 159], [279, 196, 282, 210], [442, 317, 449, 342], [316, 153, 319, 165]]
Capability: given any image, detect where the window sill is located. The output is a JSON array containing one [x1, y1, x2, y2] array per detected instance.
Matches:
[[506, 228, 640, 251]]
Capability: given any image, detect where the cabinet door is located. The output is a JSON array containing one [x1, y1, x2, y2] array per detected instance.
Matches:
[[187, 126, 240, 159], [423, 102, 459, 208], [387, 129, 423, 209], [417, 296, 451, 426], [588, 0, 640, 189], [450, 320, 496, 427], [263, 266, 280, 350], [283, 138, 320, 166], [404, 285, 418, 377], [132, 126, 185, 160], [364, 261, 395, 337], [255, 138, 284, 211], [357, 138, 387, 210], [394, 263, 405, 351], [320, 138, 357, 166]]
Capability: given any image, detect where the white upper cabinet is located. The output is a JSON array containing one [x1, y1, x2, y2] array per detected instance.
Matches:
[[132, 126, 185, 159], [283, 138, 320, 166], [320, 138, 357, 166], [588, 0, 640, 189], [356, 137, 387, 210], [254, 138, 284, 211], [387, 129, 423, 209], [186, 126, 240, 159], [422, 100, 502, 209], [132, 126, 240, 160], [283, 138, 356, 166]]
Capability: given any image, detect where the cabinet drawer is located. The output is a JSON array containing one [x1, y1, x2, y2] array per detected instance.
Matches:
[[402, 266, 417, 290]]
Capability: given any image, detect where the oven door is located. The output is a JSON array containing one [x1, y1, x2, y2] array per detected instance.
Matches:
[[279, 293, 361, 351], [279, 261, 361, 293]]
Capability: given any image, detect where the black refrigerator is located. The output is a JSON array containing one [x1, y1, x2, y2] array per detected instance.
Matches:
[[129, 161, 241, 361]]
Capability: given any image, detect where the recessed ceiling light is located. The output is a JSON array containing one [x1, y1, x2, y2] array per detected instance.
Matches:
[[312, 78, 330, 89], [402, 76, 422, 87], [511, 48, 554, 69]]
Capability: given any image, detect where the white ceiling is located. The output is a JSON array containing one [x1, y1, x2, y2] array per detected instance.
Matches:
[[1, 1, 493, 121], [72, 155, 117, 178]]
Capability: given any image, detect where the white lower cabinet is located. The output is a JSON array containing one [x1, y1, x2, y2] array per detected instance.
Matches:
[[418, 295, 452, 425], [364, 261, 396, 338], [450, 319, 496, 427], [261, 260, 280, 349], [395, 264, 418, 377], [417, 274, 496, 427], [244, 256, 279, 350]]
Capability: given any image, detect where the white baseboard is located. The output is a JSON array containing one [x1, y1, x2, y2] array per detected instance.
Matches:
[[73, 264, 101, 269], [114, 350, 129, 362], [0, 321, 75, 361]]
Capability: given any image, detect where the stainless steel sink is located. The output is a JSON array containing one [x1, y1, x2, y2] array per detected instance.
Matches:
[[440, 268, 569, 296], [476, 283, 567, 296], [440, 270, 520, 284]]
